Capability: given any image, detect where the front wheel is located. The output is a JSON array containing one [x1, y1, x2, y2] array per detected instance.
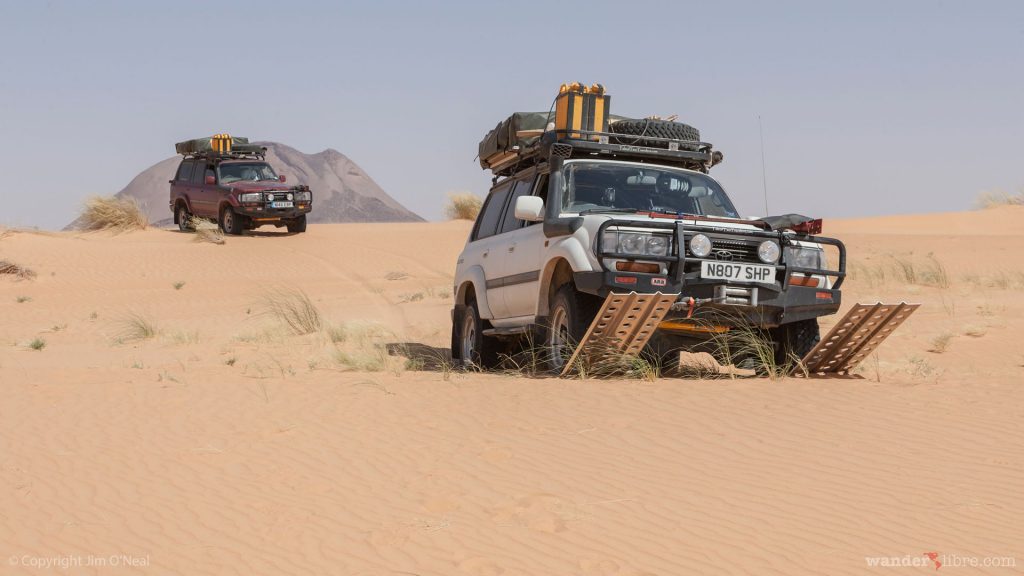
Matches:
[[287, 215, 307, 234], [220, 207, 244, 235], [546, 284, 599, 372], [772, 318, 821, 368]]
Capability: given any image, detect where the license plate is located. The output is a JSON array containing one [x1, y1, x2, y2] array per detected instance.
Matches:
[[700, 260, 774, 283], [271, 201, 293, 208]]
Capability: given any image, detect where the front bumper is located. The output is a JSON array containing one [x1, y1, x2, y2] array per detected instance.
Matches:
[[576, 219, 847, 327], [235, 202, 312, 221]]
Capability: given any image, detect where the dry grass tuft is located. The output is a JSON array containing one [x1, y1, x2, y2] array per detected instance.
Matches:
[[115, 311, 159, 342], [260, 288, 322, 335], [331, 321, 400, 373], [28, 337, 46, 351], [928, 332, 954, 354], [79, 196, 149, 232], [385, 271, 409, 281], [189, 217, 226, 244], [444, 192, 483, 220], [0, 260, 36, 280], [976, 189, 1024, 209]]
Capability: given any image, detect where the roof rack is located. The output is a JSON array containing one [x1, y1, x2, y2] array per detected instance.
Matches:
[[183, 148, 267, 162], [488, 129, 724, 178]]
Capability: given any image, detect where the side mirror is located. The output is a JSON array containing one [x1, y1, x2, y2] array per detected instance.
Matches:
[[279, 174, 287, 183], [515, 196, 545, 222], [205, 175, 216, 185]]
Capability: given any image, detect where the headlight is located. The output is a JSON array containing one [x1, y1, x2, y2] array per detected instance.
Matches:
[[239, 192, 262, 203], [602, 231, 673, 256], [785, 246, 823, 269], [758, 240, 781, 263], [689, 234, 712, 258], [294, 191, 311, 202]]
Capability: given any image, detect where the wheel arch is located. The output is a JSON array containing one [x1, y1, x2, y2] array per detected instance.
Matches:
[[454, 265, 495, 320]]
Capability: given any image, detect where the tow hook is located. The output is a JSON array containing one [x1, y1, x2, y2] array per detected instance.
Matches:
[[671, 296, 715, 318]]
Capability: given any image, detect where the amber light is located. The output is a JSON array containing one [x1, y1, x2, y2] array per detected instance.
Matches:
[[816, 291, 833, 300], [615, 261, 660, 274], [788, 275, 820, 288], [614, 276, 637, 284]]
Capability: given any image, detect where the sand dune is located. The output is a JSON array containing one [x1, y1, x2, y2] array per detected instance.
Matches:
[[1, 210, 1021, 574]]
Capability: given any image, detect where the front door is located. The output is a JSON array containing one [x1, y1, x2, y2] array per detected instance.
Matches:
[[469, 181, 514, 319], [495, 176, 546, 320]]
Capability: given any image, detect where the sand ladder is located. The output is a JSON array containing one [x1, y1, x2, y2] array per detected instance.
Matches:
[[561, 292, 678, 377], [802, 302, 920, 375]]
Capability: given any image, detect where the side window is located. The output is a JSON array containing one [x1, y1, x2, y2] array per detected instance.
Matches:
[[175, 161, 194, 182], [205, 167, 216, 184], [499, 178, 536, 234], [191, 163, 210, 185], [472, 183, 513, 241]]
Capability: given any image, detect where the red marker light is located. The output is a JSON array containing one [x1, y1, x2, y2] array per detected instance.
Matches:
[[792, 219, 823, 235], [614, 276, 638, 285]]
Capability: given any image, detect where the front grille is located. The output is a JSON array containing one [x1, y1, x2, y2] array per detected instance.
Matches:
[[683, 237, 760, 262]]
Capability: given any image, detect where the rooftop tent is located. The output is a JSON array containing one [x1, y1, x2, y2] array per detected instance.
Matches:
[[478, 112, 552, 170], [175, 136, 264, 155]]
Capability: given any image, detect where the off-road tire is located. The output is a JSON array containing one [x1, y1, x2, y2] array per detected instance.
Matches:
[[546, 284, 601, 372], [176, 204, 194, 232], [457, 299, 502, 369], [220, 206, 244, 235], [287, 215, 307, 234], [609, 119, 701, 147], [772, 319, 821, 368]]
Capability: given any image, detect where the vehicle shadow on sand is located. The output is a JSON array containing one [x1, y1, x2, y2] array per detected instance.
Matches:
[[385, 343, 453, 371]]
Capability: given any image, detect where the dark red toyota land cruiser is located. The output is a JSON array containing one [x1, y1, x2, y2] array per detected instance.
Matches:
[[169, 135, 312, 234]]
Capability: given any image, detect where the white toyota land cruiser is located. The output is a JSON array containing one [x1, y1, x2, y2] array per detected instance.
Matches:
[[452, 91, 846, 371]]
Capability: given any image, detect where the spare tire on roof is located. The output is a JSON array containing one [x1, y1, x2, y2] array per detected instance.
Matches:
[[608, 119, 701, 147]]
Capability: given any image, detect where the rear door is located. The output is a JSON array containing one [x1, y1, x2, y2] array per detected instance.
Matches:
[[466, 182, 514, 319], [172, 160, 195, 211]]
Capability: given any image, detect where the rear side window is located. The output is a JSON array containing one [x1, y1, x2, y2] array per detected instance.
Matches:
[[175, 161, 194, 182], [472, 183, 513, 241], [499, 178, 536, 234]]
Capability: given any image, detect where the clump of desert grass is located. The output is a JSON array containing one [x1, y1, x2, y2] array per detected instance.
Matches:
[[28, 337, 46, 351], [708, 321, 805, 380], [847, 253, 949, 288], [444, 192, 483, 220], [189, 216, 225, 244], [114, 311, 158, 342], [260, 288, 322, 335], [78, 196, 148, 232], [928, 332, 954, 354], [0, 260, 36, 280], [329, 320, 402, 374], [976, 189, 1024, 209]]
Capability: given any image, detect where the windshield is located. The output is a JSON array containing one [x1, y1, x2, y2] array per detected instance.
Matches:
[[560, 161, 739, 218], [218, 163, 279, 184]]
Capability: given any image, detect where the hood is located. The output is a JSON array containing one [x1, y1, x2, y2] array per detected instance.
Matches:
[[595, 212, 768, 232], [224, 181, 293, 193]]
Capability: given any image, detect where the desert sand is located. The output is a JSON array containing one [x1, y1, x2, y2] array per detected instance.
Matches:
[[1, 208, 1022, 575]]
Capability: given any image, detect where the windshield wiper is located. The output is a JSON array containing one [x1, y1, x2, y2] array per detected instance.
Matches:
[[579, 208, 641, 215]]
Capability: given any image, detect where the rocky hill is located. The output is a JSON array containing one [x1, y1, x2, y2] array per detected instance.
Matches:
[[67, 142, 422, 227]]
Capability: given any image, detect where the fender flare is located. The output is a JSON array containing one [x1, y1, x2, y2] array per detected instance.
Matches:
[[172, 196, 194, 223], [536, 237, 595, 317], [455, 265, 496, 320]]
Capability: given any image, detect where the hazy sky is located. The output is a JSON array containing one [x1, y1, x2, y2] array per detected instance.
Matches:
[[1, 0, 1021, 229]]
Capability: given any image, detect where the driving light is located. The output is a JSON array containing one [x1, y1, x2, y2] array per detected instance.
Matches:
[[286, 192, 294, 201], [265, 193, 275, 202], [689, 234, 712, 258], [758, 240, 781, 263]]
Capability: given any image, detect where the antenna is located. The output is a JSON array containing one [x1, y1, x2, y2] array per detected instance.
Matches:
[[758, 115, 769, 215]]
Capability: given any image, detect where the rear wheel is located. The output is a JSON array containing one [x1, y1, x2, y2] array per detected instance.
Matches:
[[176, 204, 194, 232], [546, 284, 600, 372], [220, 207, 244, 235], [458, 300, 501, 369], [287, 215, 307, 234]]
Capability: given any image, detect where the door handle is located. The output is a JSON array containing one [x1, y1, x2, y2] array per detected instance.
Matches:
[[508, 246, 516, 253], [483, 250, 489, 258]]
